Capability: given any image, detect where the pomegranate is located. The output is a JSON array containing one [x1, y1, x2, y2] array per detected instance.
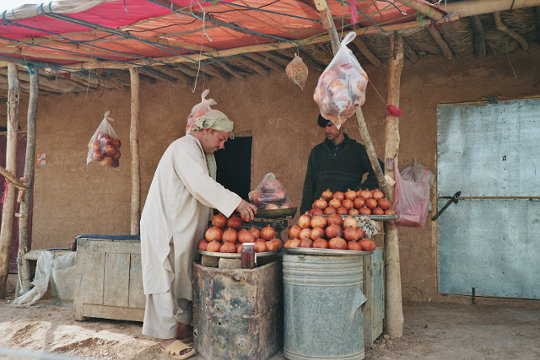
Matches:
[[238, 228, 255, 243], [227, 216, 243, 230], [310, 208, 324, 216], [345, 189, 357, 200], [353, 197, 365, 209], [325, 224, 343, 239], [342, 199, 354, 210], [299, 228, 312, 240], [313, 198, 328, 209], [220, 242, 236, 253], [298, 214, 311, 228], [366, 198, 378, 209], [329, 198, 341, 209], [254, 240, 267, 253], [372, 207, 385, 215], [211, 213, 227, 228], [321, 189, 333, 201], [288, 225, 302, 239], [284, 239, 301, 248], [327, 214, 343, 226], [313, 238, 329, 248], [347, 241, 363, 251], [359, 207, 371, 215], [310, 227, 325, 240], [248, 226, 260, 239], [310, 215, 327, 229], [333, 191, 345, 201], [197, 239, 208, 251], [206, 240, 222, 252], [324, 207, 336, 215], [378, 198, 391, 210], [205, 227, 223, 242], [222, 228, 238, 243], [261, 225, 277, 240], [343, 216, 357, 229], [372, 189, 384, 200], [329, 237, 347, 250], [299, 239, 313, 248]]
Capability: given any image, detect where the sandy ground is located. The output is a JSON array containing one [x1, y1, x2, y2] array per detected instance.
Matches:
[[1, 297, 539, 360]]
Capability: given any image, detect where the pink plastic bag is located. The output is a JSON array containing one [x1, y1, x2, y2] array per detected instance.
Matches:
[[393, 161, 432, 227]]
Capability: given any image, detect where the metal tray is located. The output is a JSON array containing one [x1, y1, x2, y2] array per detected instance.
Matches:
[[321, 214, 398, 221], [199, 249, 281, 259], [256, 207, 297, 219], [284, 247, 374, 256]]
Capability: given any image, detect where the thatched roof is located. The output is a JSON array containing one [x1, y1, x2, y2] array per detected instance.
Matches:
[[0, 0, 538, 97]]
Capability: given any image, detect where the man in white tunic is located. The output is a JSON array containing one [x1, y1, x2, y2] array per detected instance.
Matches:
[[140, 110, 256, 359]]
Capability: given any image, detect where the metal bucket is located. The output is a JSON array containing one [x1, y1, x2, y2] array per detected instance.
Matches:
[[283, 254, 367, 360]]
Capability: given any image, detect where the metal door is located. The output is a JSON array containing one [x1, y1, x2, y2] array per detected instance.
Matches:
[[437, 98, 540, 299]]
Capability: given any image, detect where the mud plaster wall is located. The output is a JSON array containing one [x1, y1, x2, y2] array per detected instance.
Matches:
[[5, 44, 539, 303]]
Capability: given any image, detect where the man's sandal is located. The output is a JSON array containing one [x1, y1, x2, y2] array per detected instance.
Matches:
[[161, 339, 196, 360]]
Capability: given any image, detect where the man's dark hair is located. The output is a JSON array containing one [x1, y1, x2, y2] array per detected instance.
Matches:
[[317, 114, 331, 128]]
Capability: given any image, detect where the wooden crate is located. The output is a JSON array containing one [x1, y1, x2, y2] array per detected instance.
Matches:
[[363, 247, 385, 348], [192, 259, 283, 360], [73, 237, 145, 322]]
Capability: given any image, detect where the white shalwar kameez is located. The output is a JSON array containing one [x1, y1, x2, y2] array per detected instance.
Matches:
[[140, 134, 241, 339]]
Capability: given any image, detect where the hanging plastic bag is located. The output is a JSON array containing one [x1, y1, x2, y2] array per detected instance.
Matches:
[[392, 160, 432, 227], [186, 89, 217, 134], [87, 111, 121, 168], [249, 173, 294, 209], [313, 31, 368, 129], [286, 53, 309, 90]]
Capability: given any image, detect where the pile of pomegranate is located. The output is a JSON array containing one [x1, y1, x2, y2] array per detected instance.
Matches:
[[285, 213, 375, 251], [88, 132, 121, 168], [198, 213, 282, 254], [309, 188, 394, 216], [249, 173, 294, 210]]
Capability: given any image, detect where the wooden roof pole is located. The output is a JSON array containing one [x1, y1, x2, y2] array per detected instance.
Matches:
[[313, 0, 390, 196], [17, 69, 38, 294], [384, 33, 404, 337], [129, 68, 141, 235], [0, 63, 20, 298]]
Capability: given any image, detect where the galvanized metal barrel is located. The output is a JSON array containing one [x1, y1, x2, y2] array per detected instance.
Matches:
[[283, 254, 367, 360]]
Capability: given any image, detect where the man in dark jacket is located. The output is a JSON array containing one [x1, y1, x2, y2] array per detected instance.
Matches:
[[300, 114, 382, 213]]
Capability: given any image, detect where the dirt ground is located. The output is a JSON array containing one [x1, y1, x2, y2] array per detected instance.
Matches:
[[1, 296, 538, 360]]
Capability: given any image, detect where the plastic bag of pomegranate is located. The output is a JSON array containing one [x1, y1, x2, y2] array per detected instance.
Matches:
[[248, 173, 294, 209], [313, 31, 368, 129], [87, 111, 121, 168], [185, 89, 217, 134], [392, 161, 432, 227], [286, 53, 309, 90]]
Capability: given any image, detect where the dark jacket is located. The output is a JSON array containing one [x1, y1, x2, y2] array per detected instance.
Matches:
[[300, 134, 382, 213]]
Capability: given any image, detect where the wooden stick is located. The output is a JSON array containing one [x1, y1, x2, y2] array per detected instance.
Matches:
[[494, 12, 529, 50], [442, 0, 540, 18], [402, 39, 418, 63], [427, 25, 453, 60], [384, 33, 404, 338], [0, 165, 26, 190], [234, 56, 268, 77], [395, 0, 443, 21], [0, 63, 20, 298], [17, 69, 38, 295], [472, 16, 487, 57], [244, 53, 283, 72], [129, 68, 141, 236], [353, 37, 382, 67]]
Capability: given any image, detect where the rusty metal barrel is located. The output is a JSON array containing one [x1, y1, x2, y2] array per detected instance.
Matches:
[[283, 253, 367, 360]]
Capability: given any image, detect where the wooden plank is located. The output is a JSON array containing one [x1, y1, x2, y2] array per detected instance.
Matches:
[[77, 251, 105, 306], [82, 304, 144, 322], [78, 239, 141, 254], [103, 253, 130, 308], [128, 254, 145, 309]]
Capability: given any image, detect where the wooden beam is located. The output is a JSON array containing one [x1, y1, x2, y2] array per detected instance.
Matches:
[[472, 16, 487, 57], [17, 69, 38, 295], [395, 0, 444, 21], [427, 25, 453, 60], [0, 68, 83, 93], [402, 39, 418, 63], [352, 37, 382, 67], [58, 15, 459, 71], [244, 53, 283, 71], [129, 68, 141, 236], [234, 56, 269, 76], [139, 67, 178, 82], [383, 33, 405, 338], [494, 12, 528, 50], [442, 0, 540, 18], [298, 50, 327, 71], [0, 64, 20, 298], [183, 63, 228, 80], [212, 61, 246, 80]]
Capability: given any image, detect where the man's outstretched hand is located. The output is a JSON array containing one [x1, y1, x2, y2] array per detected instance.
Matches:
[[235, 200, 257, 222]]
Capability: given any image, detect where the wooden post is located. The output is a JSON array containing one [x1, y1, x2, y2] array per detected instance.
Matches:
[[313, 0, 389, 196], [384, 32, 404, 337], [17, 68, 38, 294], [129, 68, 141, 235], [0, 63, 20, 298]]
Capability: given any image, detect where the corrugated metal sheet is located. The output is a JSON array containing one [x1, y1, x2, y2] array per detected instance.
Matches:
[[437, 99, 540, 197], [438, 199, 540, 299], [437, 99, 540, 299]]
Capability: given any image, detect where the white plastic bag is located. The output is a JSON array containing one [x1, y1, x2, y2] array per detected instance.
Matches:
[[249, 173, 294, 209], [87, 111, 121, 168], [313, 32, 368, 129], [185, 89, 217, 134], [393, 161, 432, 227]]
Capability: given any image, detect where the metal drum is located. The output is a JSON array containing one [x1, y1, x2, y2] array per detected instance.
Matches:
[[283, 254, 366, 360]]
